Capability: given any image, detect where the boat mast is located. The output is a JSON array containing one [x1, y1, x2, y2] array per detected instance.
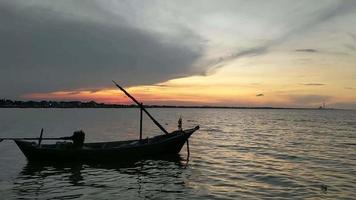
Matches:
[[112, 81, 169, 135], [140, 103, 143, 141]]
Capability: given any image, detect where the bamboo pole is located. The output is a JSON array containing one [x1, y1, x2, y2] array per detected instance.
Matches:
[[0, 137, 69, 141], [38, 128, 44, 146], [112, 81, 169, 135]]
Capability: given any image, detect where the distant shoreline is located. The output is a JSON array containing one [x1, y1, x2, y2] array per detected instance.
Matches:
[[0, 99, 342, 110]]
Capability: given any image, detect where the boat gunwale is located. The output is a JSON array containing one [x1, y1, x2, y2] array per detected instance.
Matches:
[[15, 126, 198, 151]]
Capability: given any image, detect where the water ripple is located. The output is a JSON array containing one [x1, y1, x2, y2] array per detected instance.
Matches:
[[1, 109, 356, 199]]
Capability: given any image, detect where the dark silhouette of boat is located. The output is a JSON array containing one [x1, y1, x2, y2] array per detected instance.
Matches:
[[2, 81, 199, 162], [14, 126, 199, 162]]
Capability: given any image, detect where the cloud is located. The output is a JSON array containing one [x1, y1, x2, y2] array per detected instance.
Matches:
[[295, 49, 318, 53], [256, 93, 264, 97], [345, 33, 356, 52], [0, 1, 205, 98], [344, 44, 356, 51], [301, 83, 326, 86], [1, 0, 356, 100], [344, 87, 355, 90], [210, 0, 356, 69], [153, 84, 170, 87], [349, 33, 356, 41]]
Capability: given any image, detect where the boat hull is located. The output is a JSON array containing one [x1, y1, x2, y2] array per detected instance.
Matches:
[[15, 126, 198, 162]]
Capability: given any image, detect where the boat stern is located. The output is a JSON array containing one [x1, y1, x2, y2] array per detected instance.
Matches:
[[14, 140, 38, 160]]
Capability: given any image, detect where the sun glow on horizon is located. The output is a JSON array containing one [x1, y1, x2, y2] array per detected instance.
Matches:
[[22, 69, 356, 109]]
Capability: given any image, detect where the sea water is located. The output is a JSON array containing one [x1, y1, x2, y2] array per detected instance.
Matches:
[[0, 108, 355, 199]]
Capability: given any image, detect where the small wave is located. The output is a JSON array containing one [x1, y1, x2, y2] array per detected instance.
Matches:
[[274, 154, 299, 160], [341, 142, 356, 146]]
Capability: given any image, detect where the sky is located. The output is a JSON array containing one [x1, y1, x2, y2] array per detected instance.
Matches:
[[1, 0, 356, 108]]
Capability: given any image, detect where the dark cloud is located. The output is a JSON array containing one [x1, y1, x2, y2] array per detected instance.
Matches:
[[153, 84, 170, 87], [65, 91, 81, 95], [295, 49, 318, 53], [301, 83, 326, 86], [344, 87, 355, 90], [0, 1, 205, 98], [256, 93, 264, 97], [232, 47, 267, 58], [1, 0, 355, 100]]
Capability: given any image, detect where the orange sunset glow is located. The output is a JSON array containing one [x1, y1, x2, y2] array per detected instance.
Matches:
[[24, 65, 356, 108]]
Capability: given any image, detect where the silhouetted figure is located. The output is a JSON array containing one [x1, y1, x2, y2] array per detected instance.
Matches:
[[178, 116, 182, 131], [68, 130, 85, 148]]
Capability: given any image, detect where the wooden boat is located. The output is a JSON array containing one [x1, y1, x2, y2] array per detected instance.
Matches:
[[2, 81, 199, 162], [14, 126, 199, 162]]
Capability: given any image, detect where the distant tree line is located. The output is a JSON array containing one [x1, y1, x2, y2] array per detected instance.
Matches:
[[0, 99, 329, 109], [0, 99, 135, 108]]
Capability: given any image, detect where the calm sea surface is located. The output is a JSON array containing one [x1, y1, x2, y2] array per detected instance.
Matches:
[[0, 108, 355, 199]]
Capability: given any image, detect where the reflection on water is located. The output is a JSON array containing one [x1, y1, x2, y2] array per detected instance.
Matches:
[[14, 156, 188, 199], [1, 108, 356, 199]]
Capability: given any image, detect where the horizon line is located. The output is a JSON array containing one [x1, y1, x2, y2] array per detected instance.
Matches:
[[0, 99, 352, 111]]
